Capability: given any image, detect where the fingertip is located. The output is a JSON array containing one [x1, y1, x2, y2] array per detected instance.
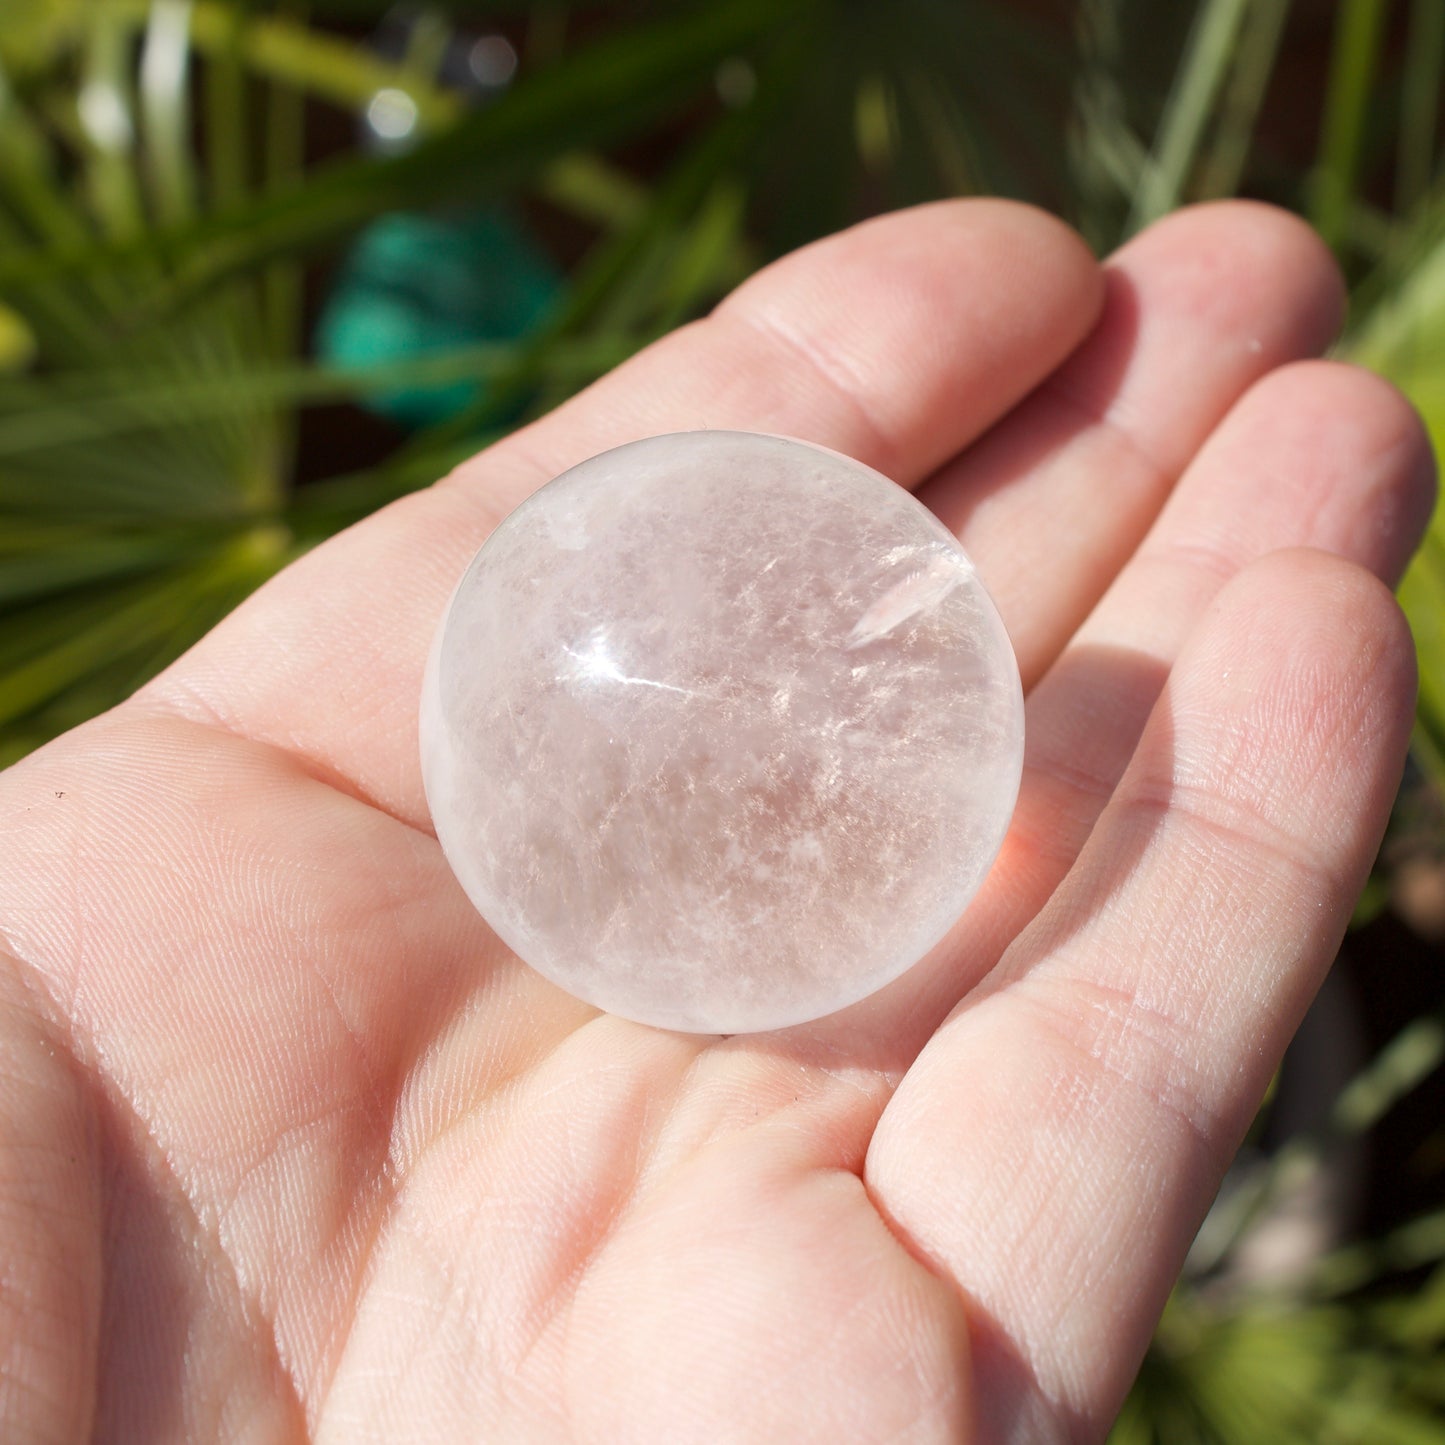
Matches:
[[1182, 548, 1417, 814], [727, 197, 1106, 350], [1194, 199, 1344, 319], [712, 198, 1108, 480], [1219, 544, 1414, 662], [1333, 365, 1442, 571], [901, 196, 1104, 299], [1121, 200, 1347, 358], [1215, 358, 1439, 584], [1291, 545, 1417, 708], [753, 197, 1102, 303]]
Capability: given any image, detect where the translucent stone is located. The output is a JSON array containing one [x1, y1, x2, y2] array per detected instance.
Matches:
[[420, 431, 1023, 1034]]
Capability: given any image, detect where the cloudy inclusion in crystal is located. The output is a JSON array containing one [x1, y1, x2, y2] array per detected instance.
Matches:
[[420, 431, 1024, 1034]]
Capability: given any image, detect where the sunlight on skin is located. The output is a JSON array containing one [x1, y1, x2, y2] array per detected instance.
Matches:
[[0, 199, 1434, 1443]]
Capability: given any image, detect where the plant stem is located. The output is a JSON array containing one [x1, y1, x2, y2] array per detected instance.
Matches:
[[1310, 0, 1390, 253], [1129, 0, 1252, 233], [1194, 0, 1293, 201], [1397, 0, 1444, 216]]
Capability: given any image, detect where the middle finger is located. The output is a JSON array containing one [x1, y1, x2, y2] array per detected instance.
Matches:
[[922, 200, 1344, 689]]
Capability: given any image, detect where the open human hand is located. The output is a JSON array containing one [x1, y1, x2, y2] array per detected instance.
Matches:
[[0, 199, 1433, 1443]]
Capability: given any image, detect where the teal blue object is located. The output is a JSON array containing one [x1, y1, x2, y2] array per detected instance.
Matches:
[[316, 207, 562, 428]]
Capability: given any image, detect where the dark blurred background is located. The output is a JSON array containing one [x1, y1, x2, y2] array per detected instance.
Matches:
[[1, 2, 1443, 1436]]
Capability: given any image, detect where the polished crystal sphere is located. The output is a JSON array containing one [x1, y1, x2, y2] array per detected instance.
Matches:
[[420, 431, 1023, 1034]]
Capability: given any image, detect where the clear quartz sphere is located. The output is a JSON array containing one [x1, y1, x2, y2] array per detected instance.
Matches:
[[420, 431, 1023, 1034]]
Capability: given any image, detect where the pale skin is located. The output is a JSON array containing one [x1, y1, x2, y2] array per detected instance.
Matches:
[[0, 199, 1435, 1444]]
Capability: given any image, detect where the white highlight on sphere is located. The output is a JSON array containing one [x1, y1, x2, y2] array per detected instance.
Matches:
[[420, 431, 1024, 1034]]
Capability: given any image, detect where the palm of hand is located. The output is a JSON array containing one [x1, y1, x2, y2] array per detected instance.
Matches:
[[0, 201, 1431, 1444]]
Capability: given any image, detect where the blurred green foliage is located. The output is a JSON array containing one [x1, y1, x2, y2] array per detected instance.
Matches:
[[1, 1, 1443, 1438]]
